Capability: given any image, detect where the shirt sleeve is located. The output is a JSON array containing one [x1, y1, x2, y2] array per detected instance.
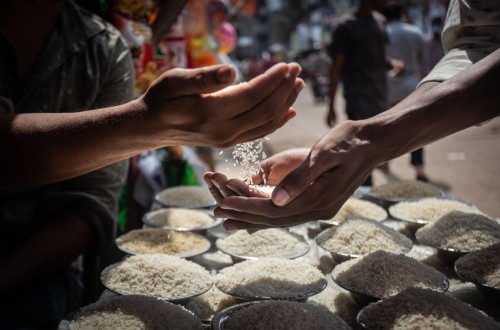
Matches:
[[36, 25, 135, 254], [331, 23, 349, 56]]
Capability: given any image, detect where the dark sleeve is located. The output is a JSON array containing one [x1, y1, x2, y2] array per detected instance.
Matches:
[[36, 25, 135, 254], [331, 23, 349, 56]]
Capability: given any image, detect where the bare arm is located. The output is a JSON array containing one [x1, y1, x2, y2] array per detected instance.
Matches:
[[1, 63, 303, 187], [207, 48, 500, 230]]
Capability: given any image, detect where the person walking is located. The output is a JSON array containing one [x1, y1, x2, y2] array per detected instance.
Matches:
[[326, 0, 403, 186], [383, 4, 429, 181]]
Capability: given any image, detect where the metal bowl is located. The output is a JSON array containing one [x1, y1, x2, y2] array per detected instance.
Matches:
[[215, 230, 310, 263], [154, 185, 216, 209], [142, 208, 223, 235]]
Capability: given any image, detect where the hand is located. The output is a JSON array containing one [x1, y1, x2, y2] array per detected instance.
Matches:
[[139, 63, 305, 148], [389, 59, 405, 77], [326, 103, 336, 127], [208, 121, 382, 230], [204, 148, 309, 203]]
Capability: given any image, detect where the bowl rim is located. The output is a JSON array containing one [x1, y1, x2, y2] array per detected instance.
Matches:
[[142, 207, 223, 232]]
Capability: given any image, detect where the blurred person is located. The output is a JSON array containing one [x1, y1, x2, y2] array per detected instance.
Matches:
[[426, 16, 445, 74], [383, 3, 429, 181], [303, 46, 332, 103], [204, 0, 500, 231], [0, 1, 303, 328], [326, 0, 404, 186]]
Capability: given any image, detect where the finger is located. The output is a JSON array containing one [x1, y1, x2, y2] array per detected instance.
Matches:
[[230, 108, 297, 146], [226, 179, 270, 198], [210, 173, 236, 198], [228, 71, 303, 134], [203, 172, 225, 203], [209, 63, 300, 120], [159, 65, 236, 98], [271, 151, 336, 206]]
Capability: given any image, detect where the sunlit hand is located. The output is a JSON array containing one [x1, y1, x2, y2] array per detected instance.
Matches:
[[206, 121, 382, 230], [139, 63, 305, 148]]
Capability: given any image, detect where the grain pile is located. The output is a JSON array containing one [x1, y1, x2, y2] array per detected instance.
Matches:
[[214, 258, 326, 299], [146, 208, 214, 228], [455, 243, 500, 288], [156, 186, 215, 207], [69, 295, 202, 330], [185, 287, 238, 321], [357, 288, 500, 329], [316, 218, 412, 256], [101, 254, 212, 300], [116, 228, 210, 255], [415, 211, 500, 252], [217, 228, 308, 258], [332, 250, 448, 298], [329, 198, 387, 223], [224, 301, 351, 330], [232, 139, 266, 185], [370, 180, 441, 200], [389, 198, 477, 223]]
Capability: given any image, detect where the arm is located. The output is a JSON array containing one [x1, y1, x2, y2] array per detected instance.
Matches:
[[0, 63, 303, 187], [208, 48, 500, 230], [327, 53, 344, 127]]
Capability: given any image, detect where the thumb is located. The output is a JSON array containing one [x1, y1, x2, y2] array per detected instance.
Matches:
[[161, 64, 236, 97], [271, 156, 325, 206]]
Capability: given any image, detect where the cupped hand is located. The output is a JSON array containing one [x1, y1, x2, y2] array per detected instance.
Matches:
[[207, 121, 383, 230], [139, 63, 305, 148]]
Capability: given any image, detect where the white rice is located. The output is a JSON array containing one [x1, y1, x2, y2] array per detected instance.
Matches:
[[415, 211, 500, 252], [156, 186, 215, 207], [146, 208, 214, 228], [116, 228, 210, 256], [185, 287, 238, 321], [232, 139, 266, 185], [357, 288, 500, 329], [68, 295, 202, 330], [389, 198, 477, 223], [224, 301, 351, 330], [332, 250, 447, 298], [316, 218, 412, 256], [100, 254, 212, 300], [370, 180, 441, 200], [217, 228, 308, 258], [455, 243, 500, 288], [327, 198, 387, 223], [214, 258, 326, 299]]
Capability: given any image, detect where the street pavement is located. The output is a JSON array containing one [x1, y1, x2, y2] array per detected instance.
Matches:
[[215, 84, 500, 218]]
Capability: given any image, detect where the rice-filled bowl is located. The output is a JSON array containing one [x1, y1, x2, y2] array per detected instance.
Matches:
[[332, 250, 449, 301], [143, 207, 220, 231], [116, 228, 211, 257], [368, 180, 442, 201], [357, 288, 500, 330], [316, 218, 412, 258], [101, 254, 212, 301], [415, 211, 500, 253], [67, 295, 203, 330], [214, 258, 327, 300], [155, 185, 215, 208], [389, 197, 478, 224], [216, 228, 309, 260], [320, 198, 388, 226], [212, 300, 351, 330]]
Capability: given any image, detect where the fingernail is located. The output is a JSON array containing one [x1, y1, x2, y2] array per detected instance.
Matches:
[[216, 66, 234, 83], [273, 188, 290, 206], [289, 63, 302, 77]]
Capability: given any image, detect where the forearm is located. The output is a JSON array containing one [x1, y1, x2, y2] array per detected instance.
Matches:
[[0, 99, 158, 187], [360, 49, 500, 164], [0, 210, 92, 295]]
